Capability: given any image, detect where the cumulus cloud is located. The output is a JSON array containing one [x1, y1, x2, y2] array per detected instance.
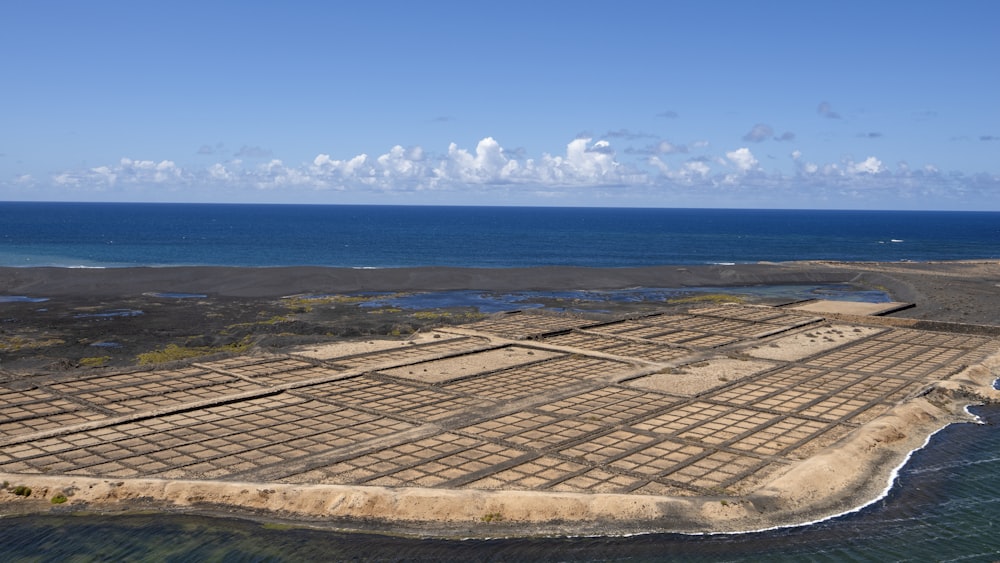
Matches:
[[435, 137, 518, 183], [817, 101, 841, 119], [850, 156, 886, 174], [793, 152, 890, 178], [52, 158, 185, 189], [257, 137, 636, 191], [540, 138, 623, 183], [775, 131, 795, 142], [649, 158, 712, 183], [725, 147, 759, 171], [29, 136, 999, 208], [656, 110, 679, 118], [250, 158, 324, 189]]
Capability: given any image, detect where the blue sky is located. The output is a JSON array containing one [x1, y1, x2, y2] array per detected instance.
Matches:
[[2, 1, 999, 209]]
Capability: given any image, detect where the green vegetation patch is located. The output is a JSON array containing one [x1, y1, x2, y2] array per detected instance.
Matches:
[[367, 307, 403, 315], [480, 512, 504, 523], [411, 310, 487, 322], [136, 340, 251, 365], [78, 356, 111, 368], [284, 294, 393, 310], [667, 293, 745, 305], [0, 336, 65, 352]]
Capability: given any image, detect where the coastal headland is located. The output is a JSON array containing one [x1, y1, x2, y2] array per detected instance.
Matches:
[[1, 260, 999, 537]]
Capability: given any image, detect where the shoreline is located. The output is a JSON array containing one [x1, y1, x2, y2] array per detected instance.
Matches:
[[5, 259, 1000, 328], [1, 262, 861, 298], [1, 260, 999, 537]]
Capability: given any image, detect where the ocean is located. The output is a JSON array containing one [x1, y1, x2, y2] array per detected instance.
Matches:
[[2, 202, 1000, 561], [2, 202, 999, 267]]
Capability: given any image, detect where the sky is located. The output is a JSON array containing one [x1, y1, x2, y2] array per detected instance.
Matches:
[[2, 1, 999, 210]]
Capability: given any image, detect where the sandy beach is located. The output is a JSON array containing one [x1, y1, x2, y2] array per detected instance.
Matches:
[[1, 260, 999, 537]]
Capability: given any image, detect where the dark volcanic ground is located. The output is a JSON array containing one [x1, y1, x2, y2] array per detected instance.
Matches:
[[0, 291, 670, 373], [2, 261, 998, 374], [0, 293, 466, 372]]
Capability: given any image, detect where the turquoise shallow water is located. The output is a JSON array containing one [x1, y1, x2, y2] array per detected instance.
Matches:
[[2, 405, 998, 562]]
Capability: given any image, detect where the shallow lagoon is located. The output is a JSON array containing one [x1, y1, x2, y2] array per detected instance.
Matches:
[[350, 283, 890, 314]]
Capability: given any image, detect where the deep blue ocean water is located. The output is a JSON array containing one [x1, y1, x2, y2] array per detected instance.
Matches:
[[2, 202, 999, 267], [2, 202, 1000, 560]]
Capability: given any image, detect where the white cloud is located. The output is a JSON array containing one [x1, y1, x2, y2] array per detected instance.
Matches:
[[725, 148, 758, 172], [22, 136, 997, 208], [435, 137, 519, 183], [250, 159, 322, 190], [562, 138, 618, 177], [208, 163, 232, 181], [850, 156, 886, 174], [51, 158, 184, 190], [648, 157, 713, 184], [313, 153, 372, 178], [684, 160, 712, 177], [375, 146, 425, 184]]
